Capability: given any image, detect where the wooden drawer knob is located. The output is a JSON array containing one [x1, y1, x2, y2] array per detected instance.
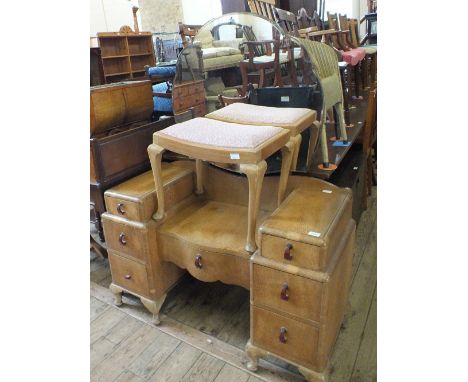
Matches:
[[279, 327, 287, 343], [117, 203, 125, 215], [119, 233, 127, 245], [124, 274, 131, 280], [195, 255, 203, 269], [284, 243, 293, 260], [280, 283, 289, 301]]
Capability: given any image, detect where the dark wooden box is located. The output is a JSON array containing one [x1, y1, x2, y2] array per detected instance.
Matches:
[[90, 117, 175, 240]]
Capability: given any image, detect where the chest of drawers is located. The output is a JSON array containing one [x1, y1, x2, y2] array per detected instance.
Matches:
[[172, 80, 206, 117]]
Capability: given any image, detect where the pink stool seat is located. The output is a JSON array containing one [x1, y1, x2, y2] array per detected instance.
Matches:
[[341, 48, 366, 66]]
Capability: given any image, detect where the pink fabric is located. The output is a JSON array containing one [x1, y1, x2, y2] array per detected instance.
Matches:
[[341, 48, 366, 66], [159, 117, 283, 149]]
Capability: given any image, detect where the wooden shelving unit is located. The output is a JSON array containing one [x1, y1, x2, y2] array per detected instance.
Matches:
[[97, 32, 156, 83]]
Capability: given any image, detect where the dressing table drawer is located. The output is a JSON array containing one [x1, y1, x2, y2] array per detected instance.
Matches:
[[251, 264, 323, 323], [108, 252, 150, 298]]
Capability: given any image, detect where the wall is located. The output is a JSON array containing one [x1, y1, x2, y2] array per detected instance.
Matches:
[[139, 0, 184, 33], [90, 0, 141, 36]]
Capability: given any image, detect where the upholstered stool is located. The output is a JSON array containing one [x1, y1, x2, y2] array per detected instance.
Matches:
[[147, 117, 292, 253], [205, 103, 318, 170]]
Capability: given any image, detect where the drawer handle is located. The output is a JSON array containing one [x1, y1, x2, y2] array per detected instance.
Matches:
[[280, 283, 289, 301], [279, 327, 287, 344], [119, 233, 127, 245], [195, 255, 203, 269], [117, 203, 125, 215], [284, 243, 293, 260], [124, 274, 131, 280]]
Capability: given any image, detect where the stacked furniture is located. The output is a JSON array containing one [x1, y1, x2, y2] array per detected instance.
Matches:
[[90, 80, 174, 241], [172, 79, 207, 118], [97, 31, 156, 83]]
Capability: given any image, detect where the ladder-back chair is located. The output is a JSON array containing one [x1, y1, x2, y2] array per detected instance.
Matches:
[[247, 0, 278, 22]]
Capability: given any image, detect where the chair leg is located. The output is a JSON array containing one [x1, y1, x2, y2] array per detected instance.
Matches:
[[319, 120, 330, 168], [339, 66, 352, 127], [335, 102, 348, 142], [362, 55, 369, 89], [239, 161, 267, 253], [259, 68, 265, 88], [352, 63, 363, 100]]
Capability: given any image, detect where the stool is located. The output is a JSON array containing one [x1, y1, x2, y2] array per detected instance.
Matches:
[[205, 103, 318, 170], [148, 117, 292, 253]]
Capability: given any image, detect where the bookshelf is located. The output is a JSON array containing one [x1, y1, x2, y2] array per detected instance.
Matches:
[[97, 32, 156, 83]]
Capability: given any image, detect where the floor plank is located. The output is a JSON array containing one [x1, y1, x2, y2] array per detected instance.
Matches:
[[328, 222, 377, 382], [92, 324, 161, 382], [214, 363, 250, 382], [180, 352, 225, 382], [146, 342, 202, 382], [91, 296, 110, 321], [106, 315, 144, 346], [350, 288, 377, 382], [127, 330, 180, 379], [91, 337, 117, 370], [91, 308, 126, 344], [114, 370, 144, 382]]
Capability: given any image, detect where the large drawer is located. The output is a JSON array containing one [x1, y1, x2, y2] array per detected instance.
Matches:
[[158, 233, 250, 289], [252, 305, 319, 369], [108, 252, 150, 298], [102, 215, 151, 262], [251, 264, 323, 323]]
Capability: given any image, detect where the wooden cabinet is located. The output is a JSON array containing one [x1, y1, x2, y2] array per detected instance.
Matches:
[[172, 80, 206, 117], [97, 32, 156, 83]]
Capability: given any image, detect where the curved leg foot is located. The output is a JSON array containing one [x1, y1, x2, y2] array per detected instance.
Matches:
[[109, 283, 123, 306], [245, 340, 267, 372], [298, 366, 328, 382], [141, 294, 167, 326]]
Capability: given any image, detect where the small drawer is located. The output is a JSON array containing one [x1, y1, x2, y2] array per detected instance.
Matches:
[[261, 235, 325, 271], [252, 264, 323, 323], [252, 305, 319, 368], [173, 85, 189, 97], [105, 197, 141, 221], [102, 217, 148, 262], [108, 252, 150, 298]]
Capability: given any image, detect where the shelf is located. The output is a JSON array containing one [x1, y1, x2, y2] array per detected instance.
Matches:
[[132, 70, 146, 73], [102, 54, 129, 59], [104, 71, 131, 77], [130, 52, 153, 57]]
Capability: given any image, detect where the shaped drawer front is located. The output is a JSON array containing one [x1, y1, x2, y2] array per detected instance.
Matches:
[[252, 305, 319, 369], [252, 264, 323, 323], [105, 196, 142, 222], [102, 216, 148, 262], [108, 252, 149, 298]]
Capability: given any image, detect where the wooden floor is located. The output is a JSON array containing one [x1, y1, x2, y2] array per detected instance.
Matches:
[[90, 187, 376, 382]]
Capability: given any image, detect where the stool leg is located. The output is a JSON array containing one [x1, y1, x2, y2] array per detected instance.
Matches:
[[278, 140, 294, 206], [362, 55, 369, 89], [195, 159, 204, 195], [371, 53, 377, 85], [291, 133, 302, 171], [148, 143, 166, 220], [240, 161, 267, 253]]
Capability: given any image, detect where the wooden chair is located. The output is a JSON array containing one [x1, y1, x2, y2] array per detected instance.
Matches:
[[292, 38, 348, 170], [218, 94, 249, 108], [239, 36, 282, 94], [327, 12, 366, 100], [247, 0, 279, 22], [348, 17, 377, 86], [178, 22, 202, 48]]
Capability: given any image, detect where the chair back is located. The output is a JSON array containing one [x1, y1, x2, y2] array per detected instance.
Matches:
[[178, 23, 202, 48], [348, 18, 360, 48], [247, 0, 278, 22], [275, 7, 299, 36]]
